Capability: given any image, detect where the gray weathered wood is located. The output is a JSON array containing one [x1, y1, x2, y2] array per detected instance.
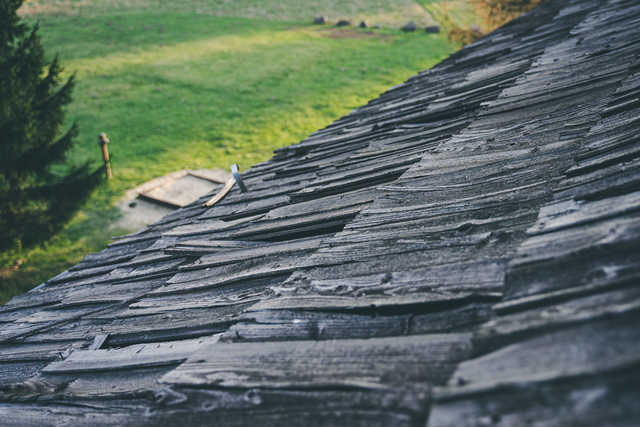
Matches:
[[43, 337, 216, 374], [446, 314, 640, 395], [161, 333, 472, 388], [429, 368, 640, 427]]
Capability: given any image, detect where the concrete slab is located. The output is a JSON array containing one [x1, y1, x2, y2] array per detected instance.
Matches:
[[113, 168, 231, 232]]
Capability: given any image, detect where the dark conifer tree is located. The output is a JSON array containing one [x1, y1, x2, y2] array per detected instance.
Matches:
[[0, 0, 102, 250]]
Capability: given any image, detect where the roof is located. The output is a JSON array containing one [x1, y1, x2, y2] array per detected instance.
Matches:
[[2, 0, 640, 425]]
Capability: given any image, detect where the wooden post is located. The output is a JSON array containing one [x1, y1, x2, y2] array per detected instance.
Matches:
[[98, 132, 112, 180]]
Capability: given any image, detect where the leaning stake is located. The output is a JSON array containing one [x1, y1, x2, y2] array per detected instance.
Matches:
[[98, 132, 112, 180]]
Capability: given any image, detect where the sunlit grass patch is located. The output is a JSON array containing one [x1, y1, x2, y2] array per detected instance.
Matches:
[[418, 0, 480, 31], [21, 0, 435, 26]]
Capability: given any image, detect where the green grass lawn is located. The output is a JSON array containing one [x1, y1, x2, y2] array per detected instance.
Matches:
[[0, 0, 456, 303], [20, 0, 437, 26], [416, 0, 480, 31]]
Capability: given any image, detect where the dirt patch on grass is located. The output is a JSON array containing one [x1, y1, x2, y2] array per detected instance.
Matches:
[[20, 0, 436, 24], [321, 28, 393, 39], [19, 0, 92, 16]]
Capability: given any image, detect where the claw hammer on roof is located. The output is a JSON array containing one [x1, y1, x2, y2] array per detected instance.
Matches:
[[203, 163, 248, 207]]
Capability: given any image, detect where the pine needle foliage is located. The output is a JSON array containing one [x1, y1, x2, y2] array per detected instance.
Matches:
[[471, 0, 544, 31], [446, 0, 546, 46], [0, 0, 101, 251]]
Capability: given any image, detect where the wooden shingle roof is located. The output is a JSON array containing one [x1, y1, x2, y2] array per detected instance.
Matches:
[[1, 0, 640, 425]]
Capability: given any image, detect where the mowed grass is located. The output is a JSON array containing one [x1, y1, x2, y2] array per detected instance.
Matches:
[[417, 0, 480, 30], [20, 0, 437, 27], [0, 2, 455, 303]]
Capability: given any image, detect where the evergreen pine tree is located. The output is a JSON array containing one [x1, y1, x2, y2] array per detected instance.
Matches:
[[0, 0, 102, 250]]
